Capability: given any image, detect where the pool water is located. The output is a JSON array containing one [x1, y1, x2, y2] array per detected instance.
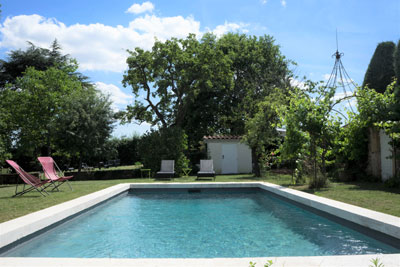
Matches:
[[2, 189, 399, 258]]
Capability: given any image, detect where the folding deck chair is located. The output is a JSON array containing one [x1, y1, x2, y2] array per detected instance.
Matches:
[[156, 160, 175, 180], [196, 159, 216, 180], [38, 157, 73, 191], [6, 160, 52, 197]]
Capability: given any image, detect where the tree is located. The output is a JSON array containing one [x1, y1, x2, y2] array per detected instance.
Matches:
[[216, 33, 291, 133], [362, 41, 396, 93], [216, 33, 291, 175], [5, 67, 84, 158], [121, 33, 232, 128], [242, 93, 283, 177], [0, 103, 12, 165], [138, 127, 188, 175], [0, 40, 90, 90], [279, 82, 342, 188], [55, 88, 114, 171], [122, 33, 232, 172], [394, 40, 400, 84]]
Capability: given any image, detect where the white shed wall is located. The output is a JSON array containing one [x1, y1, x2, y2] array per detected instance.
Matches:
[[237, 142, 252, 173], [206, 140, 252, 174]]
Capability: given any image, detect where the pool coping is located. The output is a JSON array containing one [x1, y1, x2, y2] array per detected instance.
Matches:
[[0, 182, 399, 267]]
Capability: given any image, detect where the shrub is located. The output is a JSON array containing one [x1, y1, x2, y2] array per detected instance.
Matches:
[[138, 127, 189, 176]]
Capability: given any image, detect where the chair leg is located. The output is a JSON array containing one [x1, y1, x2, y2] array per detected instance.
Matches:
[[65, 180, 73, 191]]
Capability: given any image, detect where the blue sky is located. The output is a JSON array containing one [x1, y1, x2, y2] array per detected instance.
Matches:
[[1, 0, 399, 136]]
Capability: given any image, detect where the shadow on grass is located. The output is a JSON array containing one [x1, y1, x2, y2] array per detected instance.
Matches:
[[343, 182, 400, 194], [0, 195, 42, 199], [0, 185, 14, 188]]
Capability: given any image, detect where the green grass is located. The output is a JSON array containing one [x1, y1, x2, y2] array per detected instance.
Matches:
[[0, 172, 399, 223]]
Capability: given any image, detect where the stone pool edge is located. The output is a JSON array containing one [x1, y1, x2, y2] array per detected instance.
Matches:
[[0, 182, 399, 267]]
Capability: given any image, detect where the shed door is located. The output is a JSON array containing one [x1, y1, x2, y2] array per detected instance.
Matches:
[[221, 143, 238, 174]]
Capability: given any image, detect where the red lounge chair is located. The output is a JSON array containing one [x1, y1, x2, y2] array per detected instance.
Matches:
[[6, 160, 51, 197], [38, 157, 73, 191]]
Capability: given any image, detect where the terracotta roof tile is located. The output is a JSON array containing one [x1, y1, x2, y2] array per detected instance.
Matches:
[[203, 135, 242, 140]]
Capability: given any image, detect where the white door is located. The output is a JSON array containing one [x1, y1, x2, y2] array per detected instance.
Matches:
[[221, 144, 238, 174]]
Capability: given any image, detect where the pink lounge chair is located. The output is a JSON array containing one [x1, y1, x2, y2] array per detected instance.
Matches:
[[6, 160, 51, 197], [38, 157, 73, 191]]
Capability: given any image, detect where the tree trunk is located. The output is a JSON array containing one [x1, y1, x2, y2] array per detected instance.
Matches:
[[252, 148, 261, 177], [78, 152, 83, 173]]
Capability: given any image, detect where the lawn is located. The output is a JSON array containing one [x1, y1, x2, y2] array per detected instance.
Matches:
[[0, 172, 399, 223]]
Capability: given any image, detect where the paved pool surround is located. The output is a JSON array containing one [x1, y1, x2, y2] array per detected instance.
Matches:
[[0, 182, 399, 267]]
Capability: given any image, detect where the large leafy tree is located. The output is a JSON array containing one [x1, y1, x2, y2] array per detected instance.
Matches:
[[216, 33, 291, 134], [121, 33, 232, 172], [4, 67, 84, 158], [362, 41, 396, 93], [122, 33, 232, 128], [55, 88, 114, 171], [217, 33, 291, 175], [0, 40, 90, 90]]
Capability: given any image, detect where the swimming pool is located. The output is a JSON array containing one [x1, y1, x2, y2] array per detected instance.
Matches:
[[1, 187, 399, 258], [0, 183, 399, 266]]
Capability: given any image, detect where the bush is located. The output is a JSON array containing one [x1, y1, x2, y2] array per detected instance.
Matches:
[[138, 127, 189, 176], [384, 175, 400, 188]]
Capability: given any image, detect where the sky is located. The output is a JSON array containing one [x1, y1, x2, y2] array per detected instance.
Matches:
[[0, 0, 399, 137]]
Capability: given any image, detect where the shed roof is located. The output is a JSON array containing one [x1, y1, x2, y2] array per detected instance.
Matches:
[[203, 135, 242, 140]]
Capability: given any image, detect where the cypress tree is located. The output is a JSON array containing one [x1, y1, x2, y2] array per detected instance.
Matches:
[[394, 40, 400, 84], [362, 41, 396, 93]]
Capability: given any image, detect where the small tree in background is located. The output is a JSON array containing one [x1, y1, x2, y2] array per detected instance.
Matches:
[[55, 88, 114, 172], [362, 41, 396, 93], [242, 92, 283, 177], [138, 127, 188, 176], [279, 82, 342, 188]]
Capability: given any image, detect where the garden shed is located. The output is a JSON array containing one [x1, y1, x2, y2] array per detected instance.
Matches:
[[203, 135, 252, 174]]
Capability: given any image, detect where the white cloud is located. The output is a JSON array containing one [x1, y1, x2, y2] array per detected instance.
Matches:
[[332, 91, 353, 101], [0, 14, 202, 72], [0, 12, 246, 73], [289, 77, 306, 89], [126, 1, 154, 14], [95, 82, 133, 111], [261, 0, 286, 7], [323, 73, 331, 81], [129, 14, 201, 38], [211, 21, 249, 37]]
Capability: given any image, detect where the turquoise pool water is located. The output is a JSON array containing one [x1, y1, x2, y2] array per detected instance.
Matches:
[[2, 189, 399, 258]]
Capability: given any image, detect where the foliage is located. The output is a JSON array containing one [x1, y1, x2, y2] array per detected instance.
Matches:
[[104, 135, 141, 166], [216, 33, 291, 134], [54, 88, 114, 171], [138, 127, 188, 176], [362, 41, 396, 93], [0, 40, 90, 90], [3, 67, 84, 159], [336, 82, 398, 182], [394, 40, 400, 85], [122, 33, 291, 174], [0, 96, 12, 165], [278, 81, 342, 188], [216, 33, 291, 175], [249, 260, 273, 267], [334, 114, 369, 180], [242, 92, 283, 177], [369, 257, 385, 267], [121, 33, 232, 128]]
